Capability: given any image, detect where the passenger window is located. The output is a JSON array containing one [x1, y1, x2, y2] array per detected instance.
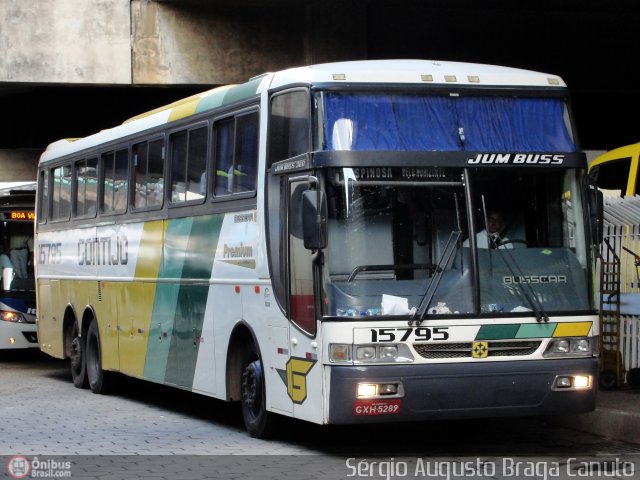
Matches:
[[102, 149, 129, 214], [170, 126, 207, 203], [133, 138, 164, 209], [38, 169, 49, 224], [74, 157, 98, 217], [213, 111, 258, 197], [51, 165, 72, 220], [268, 90, 310, 166]]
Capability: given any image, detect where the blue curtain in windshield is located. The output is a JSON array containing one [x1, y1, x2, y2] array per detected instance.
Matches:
[[323, 93, 576, 152]]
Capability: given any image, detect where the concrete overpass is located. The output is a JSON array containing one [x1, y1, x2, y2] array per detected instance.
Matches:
[[1, 0, 638, 181]]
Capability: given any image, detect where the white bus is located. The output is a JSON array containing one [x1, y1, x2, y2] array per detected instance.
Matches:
[[0, 185, 38, 349], [36, 60, 599, 437]]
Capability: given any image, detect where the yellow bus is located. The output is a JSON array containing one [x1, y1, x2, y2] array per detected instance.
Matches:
[[589, 142, 640, 198], [36, 60, 599, 438]]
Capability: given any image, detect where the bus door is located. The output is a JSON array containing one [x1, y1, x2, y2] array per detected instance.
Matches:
[[286, 177, 323, 423]]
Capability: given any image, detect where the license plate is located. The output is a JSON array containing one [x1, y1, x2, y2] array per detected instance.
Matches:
[[353, 399, 401, 416]]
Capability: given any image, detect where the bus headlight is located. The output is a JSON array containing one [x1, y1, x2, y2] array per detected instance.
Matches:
[[552, 374, 592, 390], [329, 344, 352, 363], [544, 337, 593, 357], [0, 311, 26, 323], [329, 343, 414, 364]]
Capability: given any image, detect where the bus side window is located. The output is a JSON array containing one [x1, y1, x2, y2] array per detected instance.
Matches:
[[214, 118, 234, 197], [234, 111, 258, 193], [74, 157, 98, 218], [101, 148, 129, 214], [268, 90, 310, 166], [134, 138, 165, 209], [38, 169, 49, 224], [170, 126, 207, 204], [213, 111, 258, 197], [51, 165, 72, 221]]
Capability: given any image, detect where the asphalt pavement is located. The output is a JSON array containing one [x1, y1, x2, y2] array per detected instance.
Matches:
[[553, 386, 640, 444]]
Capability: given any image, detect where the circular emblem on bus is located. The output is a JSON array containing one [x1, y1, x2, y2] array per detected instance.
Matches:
[[7, 456, 31, 479]]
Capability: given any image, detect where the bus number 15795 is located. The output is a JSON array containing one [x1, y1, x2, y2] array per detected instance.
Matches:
[[367, 327, 450, 343]]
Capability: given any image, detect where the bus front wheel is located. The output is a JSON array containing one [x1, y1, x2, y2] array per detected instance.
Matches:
[[70, 322, 88, 389], [240, 346, 276, 438], [85, 320, 114, 394]]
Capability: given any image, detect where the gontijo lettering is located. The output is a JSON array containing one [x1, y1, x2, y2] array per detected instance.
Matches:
[[78, 235, 128, 265]]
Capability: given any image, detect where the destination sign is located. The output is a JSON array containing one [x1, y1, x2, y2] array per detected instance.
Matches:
[[1, 211, 35, 221]]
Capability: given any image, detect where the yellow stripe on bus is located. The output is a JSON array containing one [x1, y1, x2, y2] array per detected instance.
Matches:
[[553, 321, 592, 337], [119, 220, 165, 377]]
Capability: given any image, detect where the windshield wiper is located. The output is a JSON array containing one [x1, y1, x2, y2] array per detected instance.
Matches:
[[411, 230, 462, 325]]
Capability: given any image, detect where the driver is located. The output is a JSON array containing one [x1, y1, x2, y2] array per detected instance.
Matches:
[[465, 210, 513, 249]]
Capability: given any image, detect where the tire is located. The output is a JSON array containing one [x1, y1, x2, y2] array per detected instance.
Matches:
[[599, 369, 617, 390], [627, 368, 640, 389], [70, 322, 88, 389], [85, 320, 115, 394], [240, 344, 277, 438]]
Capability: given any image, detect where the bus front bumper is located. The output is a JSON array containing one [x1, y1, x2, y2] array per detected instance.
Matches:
[[0, 322, 38, 349], [328, 358, 598, 424]]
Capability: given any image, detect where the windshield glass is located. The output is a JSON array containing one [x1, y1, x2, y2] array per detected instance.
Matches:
[[316, 91, 575, 152], [324, 167, 471, 317], [469, 168, 592, 315], [321, 167, 592, 318]]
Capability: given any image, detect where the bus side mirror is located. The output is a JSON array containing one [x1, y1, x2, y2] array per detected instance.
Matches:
[[588, 184, 603, 245], [302, 190, 327, 250]]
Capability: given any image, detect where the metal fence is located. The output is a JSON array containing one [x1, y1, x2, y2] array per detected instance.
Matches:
[[600, 195, 640, 381]]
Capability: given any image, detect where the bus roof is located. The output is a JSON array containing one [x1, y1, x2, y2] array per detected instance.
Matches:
[[39, 59, 567, 164]]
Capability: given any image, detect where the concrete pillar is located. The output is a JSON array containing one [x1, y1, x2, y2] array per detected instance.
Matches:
[[0, 0, 131, 84]]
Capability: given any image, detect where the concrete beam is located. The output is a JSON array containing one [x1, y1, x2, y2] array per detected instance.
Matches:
[[0, 0, 131, 84], [131, 1, 367, 85], [0, 150, 40, 182]]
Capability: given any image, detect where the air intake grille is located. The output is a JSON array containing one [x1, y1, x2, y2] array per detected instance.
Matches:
[[413, 340, 541, 359]]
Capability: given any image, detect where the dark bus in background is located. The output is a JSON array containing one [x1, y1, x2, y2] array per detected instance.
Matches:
[[0, 184, 37, 349]]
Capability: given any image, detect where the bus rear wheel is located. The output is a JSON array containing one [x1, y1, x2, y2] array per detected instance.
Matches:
[[70, 322, 88, 389], [240, 345, 277, 438], [85, 320, 114, 394]]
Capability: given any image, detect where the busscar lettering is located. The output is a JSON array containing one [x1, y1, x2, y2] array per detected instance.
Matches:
[[78, 235, 128, 266], [467, 153, 565, 165], [503, 275, 567, 285]]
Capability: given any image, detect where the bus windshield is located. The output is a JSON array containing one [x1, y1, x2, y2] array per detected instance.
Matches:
[[316, 91, 576, 152], [322, 166, 592, 318]]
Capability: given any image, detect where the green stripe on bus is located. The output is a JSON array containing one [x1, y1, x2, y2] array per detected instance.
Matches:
[[475, 324, 520, 340], [221, 77, 262, 105], [164, 215, 222, 388], [515, 323, 557, 339], [143, 217, 194, 383], [195, 89, 234, 114]]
